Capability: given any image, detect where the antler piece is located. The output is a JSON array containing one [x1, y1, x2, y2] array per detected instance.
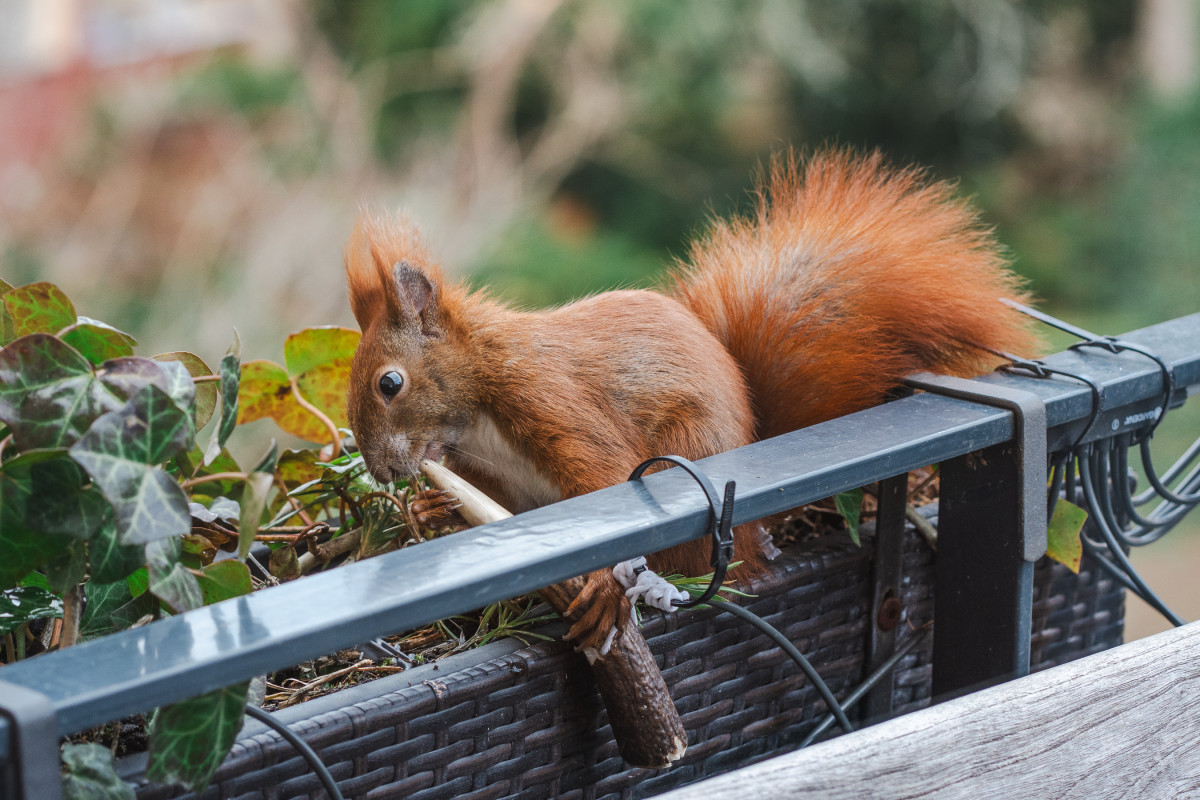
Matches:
[[419, 459, 687, 768]]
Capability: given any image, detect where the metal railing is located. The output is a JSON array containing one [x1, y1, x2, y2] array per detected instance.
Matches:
[[2, 311, 1198, 798]]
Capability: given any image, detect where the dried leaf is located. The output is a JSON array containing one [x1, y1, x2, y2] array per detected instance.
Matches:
[[1047, 498, 1088, 574]]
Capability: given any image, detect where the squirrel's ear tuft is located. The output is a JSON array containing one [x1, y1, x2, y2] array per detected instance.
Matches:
[[345, 211, 438, 331], [345, 214, 389, 330]]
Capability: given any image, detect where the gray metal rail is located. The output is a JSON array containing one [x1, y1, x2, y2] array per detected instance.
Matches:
[[1, 312, 1198, 789]]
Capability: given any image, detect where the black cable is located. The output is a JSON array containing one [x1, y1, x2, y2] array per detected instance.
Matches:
[[245, 705, 345, 800], [1133, 434, 1200, 505], [1078, 454, 1186, 627], [798, 628, 929, 748], [712, 599, 854, 734], [1140, 437, 1200, 505]]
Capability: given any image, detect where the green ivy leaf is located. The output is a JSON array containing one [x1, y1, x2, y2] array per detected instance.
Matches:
[[0, 452, 76, 590], [154, 360, 198, 434], [835, 488, 865, 547], [89, 517, 145, 584], [1047, 498, 1088, 574], [60, 317, 137, 365], [69, 385, 193, 545], [109, 591, 159, 631], [78, 579, 133, 641], [204, 334, 241, 465], [0, 335, 179, 450], [237, 471, 273, 560], [153, 352, 216, 430], [61, 742, 136, 800], [145, 538, 202, 613], [44, 539, 88, 594], [15, 453, 110, 540], [146, 682, 249, 793], [197, 560, 252, 605], [3, 281, 76, 337], [0, 585, 62, 636], [126, 566, 150, 598]]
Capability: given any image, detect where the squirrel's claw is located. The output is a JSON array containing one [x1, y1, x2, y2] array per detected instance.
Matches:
[[565, 570, 632, 655], [409, 488, 466, 529]]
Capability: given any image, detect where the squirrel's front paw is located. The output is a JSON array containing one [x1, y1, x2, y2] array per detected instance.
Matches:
[[565, 570, 631, 657], [409, 488, 466, 529]]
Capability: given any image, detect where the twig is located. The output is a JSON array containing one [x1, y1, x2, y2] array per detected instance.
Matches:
[[297, 529, 361, 574], [906, 504, 939, 551], [180, 471, 250, 490], [290, 378, 342, 459], [357, 491, 407, 515], [279, 659, 372, 707], [275, 475, 315, 527], [59, 584, 82, 649]]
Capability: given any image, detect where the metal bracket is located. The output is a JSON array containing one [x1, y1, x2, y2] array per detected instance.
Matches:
[[903, 372, 1049, 696], [0, 680, 63, 800], [863, 472, 909, 723], [904, 373, 1048, 561]]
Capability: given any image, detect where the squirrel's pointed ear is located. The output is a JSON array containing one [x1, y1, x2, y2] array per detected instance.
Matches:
[[393, 261, 441, 335]]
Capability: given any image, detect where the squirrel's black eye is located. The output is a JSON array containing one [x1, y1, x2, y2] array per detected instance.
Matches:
[[378, 371, 404, 397]]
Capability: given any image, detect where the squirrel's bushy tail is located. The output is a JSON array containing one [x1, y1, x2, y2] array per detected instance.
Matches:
[[671, 148, 1038, 441]]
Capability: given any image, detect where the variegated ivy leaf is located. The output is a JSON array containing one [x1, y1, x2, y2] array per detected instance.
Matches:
[[204, 333, 241, 465], [69, 384, 193, 545], [0, 585, 62, 636], [146, 682, 249, 793], [88, 515, 145, 584], [145, 538, 202, 614], [153, 351, 216, 430], [0, 334, 184, 451], [61, 742, 136, 800], [0, 450, 102, 590]]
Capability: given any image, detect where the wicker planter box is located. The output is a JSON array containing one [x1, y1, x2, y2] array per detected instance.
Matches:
[[124, 519, 1123, 800]]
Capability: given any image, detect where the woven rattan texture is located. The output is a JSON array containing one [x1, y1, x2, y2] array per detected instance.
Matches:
[[134, 526, 1122, 800]]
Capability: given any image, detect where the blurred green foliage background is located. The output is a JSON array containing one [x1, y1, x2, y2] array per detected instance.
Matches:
[[3, 0, 1197, 358]]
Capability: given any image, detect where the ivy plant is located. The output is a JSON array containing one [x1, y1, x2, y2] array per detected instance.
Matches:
[[0, 279, 369, 794]]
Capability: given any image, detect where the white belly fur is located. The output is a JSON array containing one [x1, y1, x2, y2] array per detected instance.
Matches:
[[456, 412, 562, 513]]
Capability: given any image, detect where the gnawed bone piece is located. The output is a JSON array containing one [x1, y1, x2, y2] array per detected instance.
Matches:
[[419, 459, 688, 768]]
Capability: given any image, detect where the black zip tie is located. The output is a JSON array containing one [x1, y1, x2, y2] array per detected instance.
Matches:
[[994, 353, 1105, 451], [628, 455, 734, 609], [1001, 298, 1176, 437], [626, 456, 855, 734]]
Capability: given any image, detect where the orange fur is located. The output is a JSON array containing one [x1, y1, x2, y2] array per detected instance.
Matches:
[[672, 149, 1035, 439], [344, 149, 1038, 650]]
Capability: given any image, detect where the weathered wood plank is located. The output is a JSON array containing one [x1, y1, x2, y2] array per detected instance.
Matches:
[[659, 622, 1200, 799]]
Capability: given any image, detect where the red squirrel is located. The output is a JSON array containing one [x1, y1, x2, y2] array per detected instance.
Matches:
[[344, 149, 1037, 653]]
